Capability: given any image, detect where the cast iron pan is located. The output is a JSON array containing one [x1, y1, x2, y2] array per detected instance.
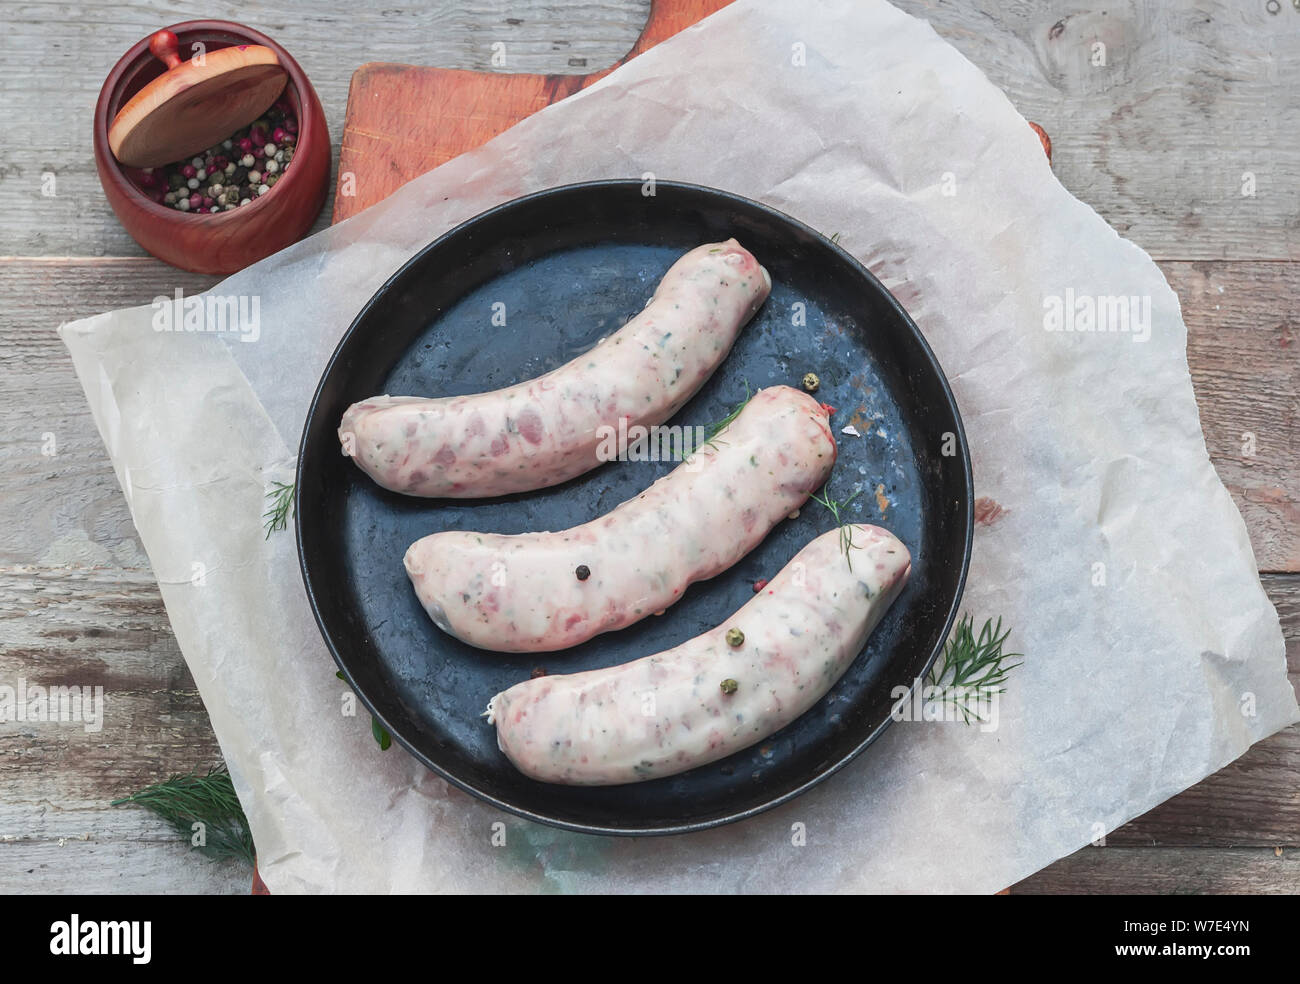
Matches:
[[296, 180, 973, 835]]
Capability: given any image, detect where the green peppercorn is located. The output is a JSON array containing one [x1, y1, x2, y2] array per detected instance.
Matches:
[[720, 679, 739, 695], [802, 372, 820, 393], [725, 627, 744, 647]]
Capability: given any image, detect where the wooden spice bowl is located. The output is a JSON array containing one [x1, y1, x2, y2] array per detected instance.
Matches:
[[94, 21, 330, 275]]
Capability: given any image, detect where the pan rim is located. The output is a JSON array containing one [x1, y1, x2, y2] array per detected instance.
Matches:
[[295, 179, 974, 837]]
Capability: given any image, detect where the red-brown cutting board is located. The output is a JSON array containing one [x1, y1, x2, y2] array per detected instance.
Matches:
[[331, 0, 734, 222]]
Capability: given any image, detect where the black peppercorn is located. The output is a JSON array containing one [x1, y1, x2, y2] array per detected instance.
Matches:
[[576, 564, 591, 581]]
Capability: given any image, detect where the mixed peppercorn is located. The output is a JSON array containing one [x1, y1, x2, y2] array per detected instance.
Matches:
[[131, 99, 298, 214]]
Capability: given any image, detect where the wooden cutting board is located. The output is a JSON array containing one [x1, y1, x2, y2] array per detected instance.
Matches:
[[331, 0, 734, 222]]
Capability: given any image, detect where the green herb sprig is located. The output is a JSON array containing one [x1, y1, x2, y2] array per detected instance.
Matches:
[[263, 480, 295, 539], [925, 615, 1023, 724], [702, 382, 754, 454], [809, 483, 862, 569], [112, 765, 255, 866], [701, 380, 754, 450]]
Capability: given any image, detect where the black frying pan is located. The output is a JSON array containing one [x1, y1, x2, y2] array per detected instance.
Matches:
[[296, 180, 973, 835]]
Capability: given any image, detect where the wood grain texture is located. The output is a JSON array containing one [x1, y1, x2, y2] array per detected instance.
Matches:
[[1012, 846, 1300, 894], [0, 569, 245, 894], [1, 810, 249, 894], [892, 0, 1300, 262], [1169, 261, 1300, 573], [0, 0, 1297, 894], [3, 1, 1296, 259], [332, 0, 732, 220]]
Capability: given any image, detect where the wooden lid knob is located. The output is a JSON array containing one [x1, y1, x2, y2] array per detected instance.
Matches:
[[148, 30, 182, 70]]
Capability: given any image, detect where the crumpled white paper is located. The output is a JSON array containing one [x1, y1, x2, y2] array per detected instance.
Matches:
[[60, 0, 1298, 893]]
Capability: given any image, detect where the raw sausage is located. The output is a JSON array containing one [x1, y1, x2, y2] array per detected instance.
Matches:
[[485, 524, 911, 785], [339, 240, 770, 497], [404, 385, 835, 652]]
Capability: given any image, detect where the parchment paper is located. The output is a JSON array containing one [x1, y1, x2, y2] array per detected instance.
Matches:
[[60, 0, 1298, 893]]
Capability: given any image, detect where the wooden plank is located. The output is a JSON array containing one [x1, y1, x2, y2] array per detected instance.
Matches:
[[2, 257, 1293, 570], [892, 0, 1300, 261], [0, 565, 243, 894], [0, 260, 217, 567], [0, 568, 226, 804], [1013, 846, 1300, 894], [0, 808, 249, 894], [1166, 260, 1300, 573], [3, 1, 1296, 259], [332, 0, 732, 221]]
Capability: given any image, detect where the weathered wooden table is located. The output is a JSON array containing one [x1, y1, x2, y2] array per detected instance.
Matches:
[[1, 0, 1296, 893]]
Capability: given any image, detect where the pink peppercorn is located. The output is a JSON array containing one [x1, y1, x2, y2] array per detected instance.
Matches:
[[188, 193, 202, 209], [181, 164, 197, 179], [238, 137, 253, 153], [250, 127, 267, 145], [138, 172, 159, 189], [202, 196, 214, 208], [284, 118, 298, 134], [253, 146, 265, 159], [272, 127, 287, 143]]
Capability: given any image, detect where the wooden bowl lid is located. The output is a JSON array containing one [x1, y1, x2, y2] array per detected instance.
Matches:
[[108, 30, 287, 168]]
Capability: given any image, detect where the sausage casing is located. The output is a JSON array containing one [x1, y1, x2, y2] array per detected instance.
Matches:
[[404, 385, 836, 652], [339, 240, 770, 497], [486, 524, 911, 785]]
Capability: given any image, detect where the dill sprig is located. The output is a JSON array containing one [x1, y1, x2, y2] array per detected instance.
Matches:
[[809, 483, 862, 569], [112, 765, 255, 866], [925, 615, 1023, 724], [702, 380, 754, 449], [263, 480, 295, 539]]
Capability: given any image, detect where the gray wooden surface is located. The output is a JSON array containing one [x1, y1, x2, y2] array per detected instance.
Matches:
[[1, 0, 1296, 895]]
